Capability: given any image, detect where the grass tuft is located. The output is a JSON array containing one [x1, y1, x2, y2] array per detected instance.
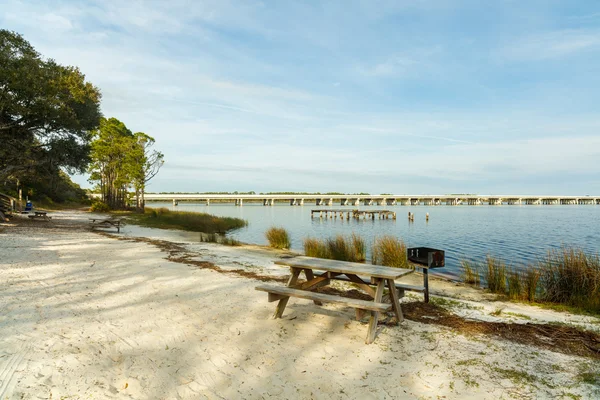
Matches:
[[460, 259, 481, 286], [484, 255, 507, 294], [303, 234, 366, 262], [371, 235, 409, 268], [265, 227, 291, 249], [538, 248, 600, 313]]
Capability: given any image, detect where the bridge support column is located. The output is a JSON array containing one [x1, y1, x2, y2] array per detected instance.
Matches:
[[328, 198, 333, 206], [206, 199, 210, 206], [354, 199, 361, 206], [173, 199, 178, 206]]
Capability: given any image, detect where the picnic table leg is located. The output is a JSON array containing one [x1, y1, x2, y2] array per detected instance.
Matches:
[[386, 279, 404, 324], [274, 267, 301, 318], [304, 269, 323, 306], [366, 278, 385, 344]]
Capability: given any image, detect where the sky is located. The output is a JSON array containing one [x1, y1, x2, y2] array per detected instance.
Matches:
[[2, 0, 600, 195]]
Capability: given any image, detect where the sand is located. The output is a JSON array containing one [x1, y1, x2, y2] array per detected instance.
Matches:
[[1, 211, 599, 399]]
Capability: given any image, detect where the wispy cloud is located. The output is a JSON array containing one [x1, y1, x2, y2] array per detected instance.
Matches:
[[2, 0, 599, 194], [498, 29, 600, 61]]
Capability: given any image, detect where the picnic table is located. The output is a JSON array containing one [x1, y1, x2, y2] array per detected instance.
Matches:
[[256, 256, 414, 344], [89, 218, 122, 233], [28, 211, 51, 221]]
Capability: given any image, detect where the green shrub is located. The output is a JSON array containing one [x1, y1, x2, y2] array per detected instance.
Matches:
[[90, 201, 110, 212], [265, 227, 291, 249], [371, 235, 409, 268]]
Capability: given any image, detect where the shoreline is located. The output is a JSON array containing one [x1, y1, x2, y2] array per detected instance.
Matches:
[[1, 210, 599, 399]]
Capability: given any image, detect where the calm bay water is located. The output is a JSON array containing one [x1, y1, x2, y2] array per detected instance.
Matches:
[[154, 202, 600, 278]]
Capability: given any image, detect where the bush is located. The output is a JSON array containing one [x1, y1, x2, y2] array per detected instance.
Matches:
[[371, 235, 409, 268], [90, 201, 110, 212], [484, 255, 507, 294], [265, 227, 291, 249]]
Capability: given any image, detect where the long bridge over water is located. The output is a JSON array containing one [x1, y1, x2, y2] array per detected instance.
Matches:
[[142, 194, 600, 206]]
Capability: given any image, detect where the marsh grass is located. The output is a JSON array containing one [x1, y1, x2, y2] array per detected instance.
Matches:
[[303, 234, 366, 262], [507, 268, 523, 300], [460, 259, 481, 286], [485, 255, 507, 294], [130, 207, 247, 233], [304, 237, 330, 259], [371, 235, 409, 268], [200, 233, 241, 246], [522, 267, 540, 302], [265, 227, 291, 249], [538, 248, 600, 313]]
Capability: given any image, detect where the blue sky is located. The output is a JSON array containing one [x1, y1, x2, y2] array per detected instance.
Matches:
[[3, 0, 600, 194]]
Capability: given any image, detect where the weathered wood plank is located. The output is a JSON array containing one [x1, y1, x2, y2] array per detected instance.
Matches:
[[366, 279, 386, 344], [304, 269, 323, 305], [387, 279, 403, 323], [255, 285, 391, 312], [344, 273, 376, 297], [274, 268, 301, 318], [275, 257, 413, 280]]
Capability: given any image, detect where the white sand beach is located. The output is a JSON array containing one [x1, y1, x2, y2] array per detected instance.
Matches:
[[1, 211, 599, 399]]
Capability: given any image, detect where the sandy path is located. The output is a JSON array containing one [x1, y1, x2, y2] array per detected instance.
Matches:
[[1, 212, 599, 399]]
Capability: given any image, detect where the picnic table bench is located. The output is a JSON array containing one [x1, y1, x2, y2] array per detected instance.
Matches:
[[256, 256, 414, 344], [28, 211, 51, 221], [89, 218, 122, 233]]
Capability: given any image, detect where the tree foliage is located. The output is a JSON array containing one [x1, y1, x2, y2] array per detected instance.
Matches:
[[89, 118, 163, 210], [0, 29, 102, 182]]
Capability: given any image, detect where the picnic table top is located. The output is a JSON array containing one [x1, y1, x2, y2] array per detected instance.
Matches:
[[275, 256, 413, 280]]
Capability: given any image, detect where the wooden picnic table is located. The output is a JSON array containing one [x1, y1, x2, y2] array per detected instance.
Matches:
[[89, 218, 122, 233], [256, 256, 414, 344], [28, 211, 51, 221]]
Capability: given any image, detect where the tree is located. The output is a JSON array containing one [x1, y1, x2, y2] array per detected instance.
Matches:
[[0, 30, 102, 183], [130, 132, 164, 212], [88, 119, 164, 211], [88, 118, 136, 209]]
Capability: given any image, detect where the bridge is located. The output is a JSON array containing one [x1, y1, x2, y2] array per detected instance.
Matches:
[[139, 194, 600, 206]]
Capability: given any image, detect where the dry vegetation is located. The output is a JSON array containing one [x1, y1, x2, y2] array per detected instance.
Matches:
[[265, 226, 291, 249], [461, 248, 600, 314]]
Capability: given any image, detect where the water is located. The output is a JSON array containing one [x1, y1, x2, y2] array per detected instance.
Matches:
[[153, 202, 600, 278]]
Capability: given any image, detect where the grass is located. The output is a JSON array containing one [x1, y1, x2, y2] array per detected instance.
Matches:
[[265, 227, 291, 249], [507, 267, 522, 300], [492, 367, 537, 385], [200, 233, 241, 246], [538, 248, 600, 313], [371, 235, 409, 268], [485, 255, 507, 294], [460, 259, 480, 286], [460, 247, 600, 315], [303, 234, 366, 262], [128, 207, 247, 234]]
